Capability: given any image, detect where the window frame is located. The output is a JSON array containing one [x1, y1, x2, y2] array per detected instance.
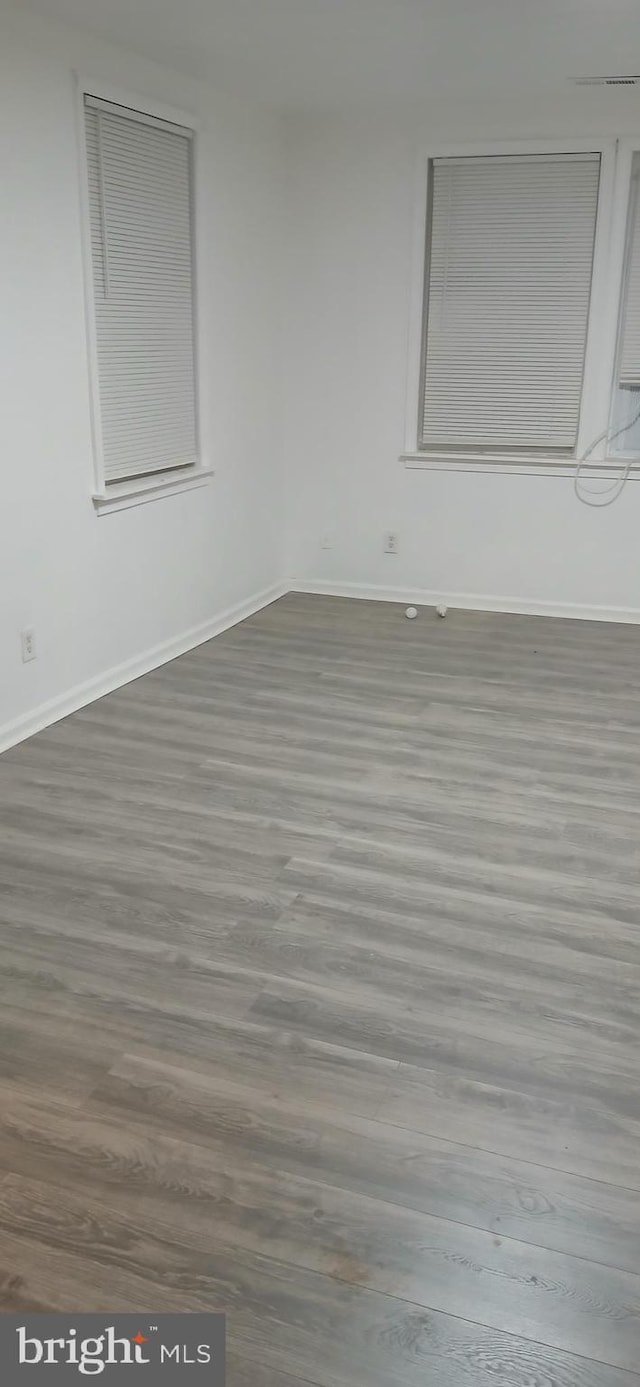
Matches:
[[75, 75, 212, 514], [608, 144, 640, 457], [401, 136, 640, 477]]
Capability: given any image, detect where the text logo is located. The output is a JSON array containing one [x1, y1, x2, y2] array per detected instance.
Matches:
[[2, 1314, 224, 1385]]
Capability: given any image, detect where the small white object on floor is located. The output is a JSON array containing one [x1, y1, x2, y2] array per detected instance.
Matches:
[[405, 606, 418, 619], [436, 604, 448, 618]]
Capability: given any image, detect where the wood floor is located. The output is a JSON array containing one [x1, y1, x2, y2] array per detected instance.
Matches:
[[1, 592, 640, 1385]]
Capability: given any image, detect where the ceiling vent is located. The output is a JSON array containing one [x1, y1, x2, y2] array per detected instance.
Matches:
[[575, 75, 640, 86]]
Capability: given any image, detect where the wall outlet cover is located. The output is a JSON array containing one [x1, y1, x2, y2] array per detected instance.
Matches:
[[21, 627, 37, 663]]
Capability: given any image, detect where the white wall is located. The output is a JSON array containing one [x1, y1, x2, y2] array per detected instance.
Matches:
[[284, 100, 640, 618], [0, 9, 286, 745], [3, 37, 640, 754]]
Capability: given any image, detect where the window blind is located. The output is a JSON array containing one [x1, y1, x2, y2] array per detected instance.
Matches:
[[84, 96, 197, 484], [420, 153, 601, 453], [617, 156, 640, 389]]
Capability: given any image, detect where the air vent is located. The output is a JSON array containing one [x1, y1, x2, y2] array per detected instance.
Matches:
[[575, 75, 640, 86]]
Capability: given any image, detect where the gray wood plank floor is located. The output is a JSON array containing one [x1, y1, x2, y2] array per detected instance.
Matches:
[[1, 591, 640, 1385]]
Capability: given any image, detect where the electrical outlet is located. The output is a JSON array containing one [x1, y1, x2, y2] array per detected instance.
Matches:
[[21, 627, 36, 663], [320, 534, 334, 550], [384, 531, 399, 554]]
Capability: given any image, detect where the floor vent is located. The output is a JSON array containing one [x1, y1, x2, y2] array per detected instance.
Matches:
[[575, 75, 640, 86]]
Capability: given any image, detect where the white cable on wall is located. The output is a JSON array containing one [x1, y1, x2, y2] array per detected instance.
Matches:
[[574, 399, 640, 507]]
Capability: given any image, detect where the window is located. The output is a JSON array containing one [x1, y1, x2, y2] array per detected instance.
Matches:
[[419, 153, 600, 454], [82, 92, 199, 498], [404, 139, 640, 472]]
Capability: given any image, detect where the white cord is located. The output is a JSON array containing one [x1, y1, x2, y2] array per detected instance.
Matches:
[[574, 399, 640, 507]]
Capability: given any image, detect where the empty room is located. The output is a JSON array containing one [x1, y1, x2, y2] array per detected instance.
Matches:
[[2, 0, 640, 1382]]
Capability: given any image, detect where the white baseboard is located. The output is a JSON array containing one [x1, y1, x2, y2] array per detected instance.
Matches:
[[289, 578, 640, 625], [5, 575, 638, 755], [0, 580, 287, 755]]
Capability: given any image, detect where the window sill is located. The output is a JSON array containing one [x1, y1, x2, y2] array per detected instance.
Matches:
[[401, 453, 640, 479], [93, 467, 213, 515]]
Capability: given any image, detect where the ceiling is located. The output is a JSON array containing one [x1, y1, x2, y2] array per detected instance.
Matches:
[[19, 0, 640, 112]]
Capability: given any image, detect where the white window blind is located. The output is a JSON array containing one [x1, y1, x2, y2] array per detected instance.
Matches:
[[617, 155, 640, 389], [420, 153, 601, 453], [84, 95, 198, 485]]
